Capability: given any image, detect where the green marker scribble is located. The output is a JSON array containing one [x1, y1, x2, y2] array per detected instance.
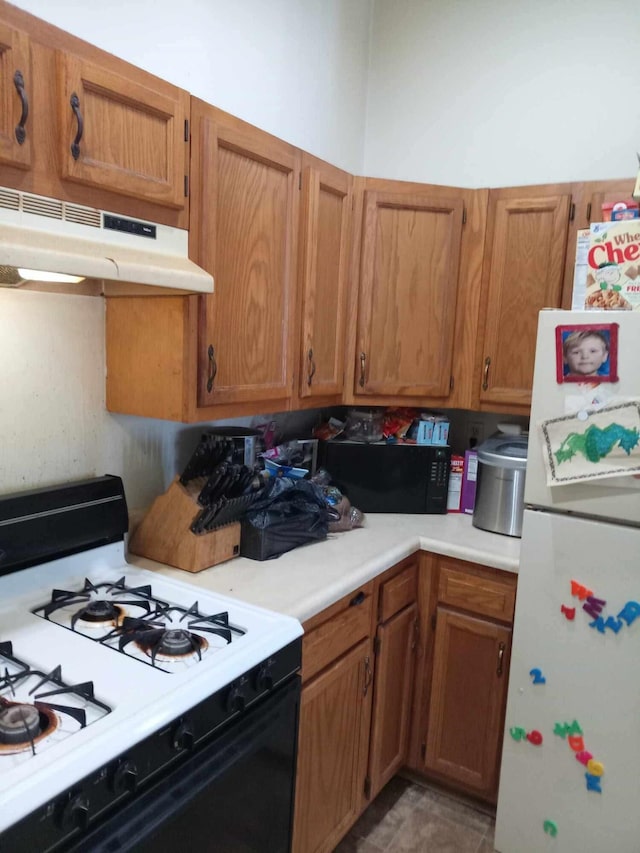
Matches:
[[555, 423, 640, 465]]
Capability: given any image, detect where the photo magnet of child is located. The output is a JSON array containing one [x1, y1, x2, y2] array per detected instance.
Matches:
[[555, 323, 619, 384]]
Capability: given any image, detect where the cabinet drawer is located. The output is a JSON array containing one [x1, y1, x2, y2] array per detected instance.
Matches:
[[302, 585, 373, 683], [438, 566, 515, 623], [379, 562, 417, 623]]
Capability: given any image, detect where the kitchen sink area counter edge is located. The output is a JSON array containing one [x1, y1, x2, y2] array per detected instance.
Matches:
[[128, 513, 520, 624]]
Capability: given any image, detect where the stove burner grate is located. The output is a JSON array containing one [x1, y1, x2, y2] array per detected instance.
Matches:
[[102, 601, 246, 669], [37, 577, 153, 629], [0, 659, 111, 756]]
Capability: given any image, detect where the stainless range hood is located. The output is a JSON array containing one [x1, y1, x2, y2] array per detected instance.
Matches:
[[0, 186, 213, 295]]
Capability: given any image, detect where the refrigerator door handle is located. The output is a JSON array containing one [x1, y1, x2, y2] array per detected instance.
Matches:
[[497, 641, 506, 677]]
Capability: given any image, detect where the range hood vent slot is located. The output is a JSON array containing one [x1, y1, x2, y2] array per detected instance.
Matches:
[[63, 204, 101, 228], [22, 196, 63, 220], [0, 188, 20, 211]]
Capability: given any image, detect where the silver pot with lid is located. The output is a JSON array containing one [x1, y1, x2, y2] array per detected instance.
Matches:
[[472, 433, 528, 537]]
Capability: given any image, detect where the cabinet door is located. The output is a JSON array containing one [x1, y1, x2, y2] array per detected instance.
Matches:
[[356, 190, 464, 397], [56, 52, 188, 208], [367, 603, 417, 801], [192, 101, 299, 408], [425, 608, 511, 798], [0, 22, 31, 169], [298, 156, 351, 400], [478, 191, 570, 407], [293, 639, 373, 853]]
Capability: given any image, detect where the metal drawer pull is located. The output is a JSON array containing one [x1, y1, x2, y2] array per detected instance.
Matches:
[[349, 591, 366, 607], [206, 344, 217, 392], [482, 356, 491, 391], [363, 656, 373, 696], [359, 351, 366, 387], [13, 70, 28, 145], [307, 348, 316, 386], [497, 641, 506, 677], [70, 92, 83, 160]]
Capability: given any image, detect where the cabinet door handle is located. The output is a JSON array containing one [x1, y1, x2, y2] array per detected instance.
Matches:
[[70, 92, 84, 160], [412, 617, 419, 651], [349, 590, 366, 608], [482, 356, 491, 391], [206, 344, 217, 392], [359, 351, 366, 388], [363, 656, 373, 696], [497, 641, 506, 677], [13, 70, 28, 145], [307, 347, 316, 387]]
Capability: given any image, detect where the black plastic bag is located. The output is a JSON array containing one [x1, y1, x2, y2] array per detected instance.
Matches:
[[240, 477, 329, 560]]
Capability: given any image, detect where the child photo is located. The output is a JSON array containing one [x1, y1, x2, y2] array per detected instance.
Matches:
[[555, 323, 619, 384]]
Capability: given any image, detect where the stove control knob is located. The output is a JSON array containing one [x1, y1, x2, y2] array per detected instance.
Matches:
[[226, 684, 247, 714], [172, 719, 195, 752], [58, 793, 90, 831], [256, 660, 275, 692], [112, 759, 138, 793]]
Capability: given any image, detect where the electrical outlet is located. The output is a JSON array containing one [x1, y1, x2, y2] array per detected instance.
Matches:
[[470, 421, 484, 445]]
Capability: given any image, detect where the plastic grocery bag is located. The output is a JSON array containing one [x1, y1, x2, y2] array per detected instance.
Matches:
[[240, 477, 329, 560]]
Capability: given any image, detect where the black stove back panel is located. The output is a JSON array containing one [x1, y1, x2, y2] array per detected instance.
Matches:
[[0, 476, 128, 577]]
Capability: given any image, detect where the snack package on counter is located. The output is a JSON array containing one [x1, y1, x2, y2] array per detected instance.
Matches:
[[254, 420, 277, 450], [343, 409, 384, 443], [326, 495, 365, 532], [310, 467, 332, 487], [416, 413, 450, 446], [382, 407, 418, 441], [313, 418, 345, 441]]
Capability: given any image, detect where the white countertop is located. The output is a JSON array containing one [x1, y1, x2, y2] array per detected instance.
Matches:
[[128, 513, 520, 624]]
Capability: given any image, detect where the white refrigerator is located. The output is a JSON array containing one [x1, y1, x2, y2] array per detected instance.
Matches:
[[495, 310, 640, 853]]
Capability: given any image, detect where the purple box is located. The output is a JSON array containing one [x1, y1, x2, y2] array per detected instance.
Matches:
[[461, 450, 478, 515]]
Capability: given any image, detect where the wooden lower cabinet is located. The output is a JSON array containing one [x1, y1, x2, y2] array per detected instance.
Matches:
[[408, 555, 516, 805], [292, 639, 373, 853], [292, 555, 516, 851], [424, 608, 511, 796], [367, 602, 417, 800]]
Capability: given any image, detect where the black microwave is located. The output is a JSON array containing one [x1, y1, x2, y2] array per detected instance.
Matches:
[[319, 441, 451, 513]]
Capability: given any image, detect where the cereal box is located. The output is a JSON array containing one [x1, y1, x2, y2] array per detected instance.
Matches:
[[446, 455, 465, 512], [460, 450, 478, 515], [585, 220, 640, 311]]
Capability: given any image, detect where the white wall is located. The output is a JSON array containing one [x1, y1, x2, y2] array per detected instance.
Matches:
[[12, 0, 372, 174], [364, 0, 640, 187]]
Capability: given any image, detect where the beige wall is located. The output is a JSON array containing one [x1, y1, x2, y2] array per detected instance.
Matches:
[[364, 0, 640, 186]]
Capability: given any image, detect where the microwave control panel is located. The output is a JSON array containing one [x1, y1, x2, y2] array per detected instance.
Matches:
[[429, 448, 449, 487]]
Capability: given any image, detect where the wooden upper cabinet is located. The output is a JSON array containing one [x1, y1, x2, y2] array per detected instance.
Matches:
[[0, 22, 31, 169], [425, 607, 511, 798], [477, 188, 571, 408], [297, 155, 352, 402], [355, 188, 464, 397], [579, 177, 637, 228], [55, 52, 188, 208], [191, 100, 299, 409]]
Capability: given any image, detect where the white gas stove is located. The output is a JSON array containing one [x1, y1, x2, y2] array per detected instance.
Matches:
[[0, 477, 302, 853]]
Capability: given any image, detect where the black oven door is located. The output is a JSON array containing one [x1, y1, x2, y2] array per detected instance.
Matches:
[[67, 676, 300, 853]]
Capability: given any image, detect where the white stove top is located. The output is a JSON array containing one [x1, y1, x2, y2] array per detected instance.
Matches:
[[0, 542, 302, 832]]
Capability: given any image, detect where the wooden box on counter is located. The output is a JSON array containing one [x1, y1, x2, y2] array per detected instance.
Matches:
[[128, 477, 241, 573]]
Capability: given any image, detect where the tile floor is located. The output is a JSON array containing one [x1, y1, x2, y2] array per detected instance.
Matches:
[[334, 776, 495, 853]]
